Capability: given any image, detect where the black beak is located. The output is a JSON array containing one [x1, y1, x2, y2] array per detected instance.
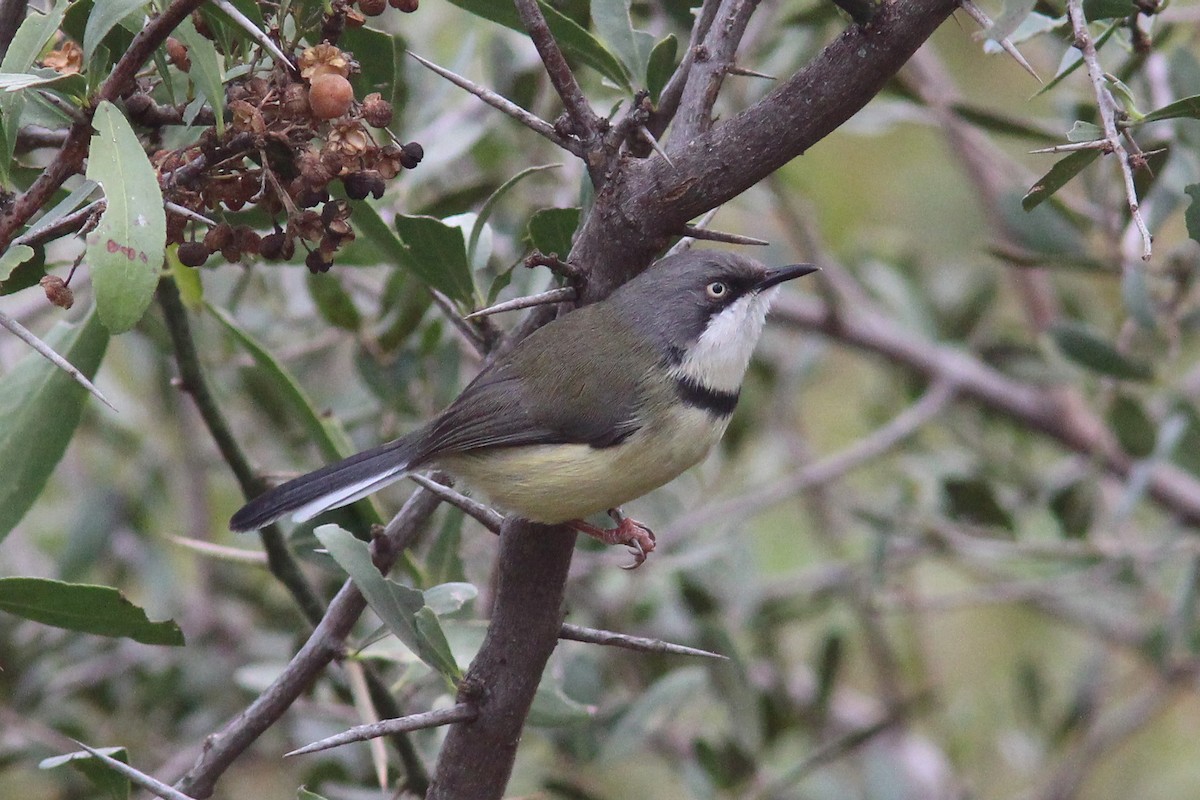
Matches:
[[755, 263, 818, 292]]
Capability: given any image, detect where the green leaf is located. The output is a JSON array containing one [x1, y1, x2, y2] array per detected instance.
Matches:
[[393, 213, 476, 302], [1066, 120, 1103, 142], [601, 667, 708, 762], [205, 303, 358, 464], [172, 17, 226, 136], [943, 478, 1014, 532], [1139, 94, 1200, 125], [528, 674, 595, 727], [0, 244, 34, 281], [592, 0, 645, 80], [340, 24, 403, 109], [315, 525, 462, 680], [166, 246, 204, 310], [1083, 0, 1136, 20], [306, 272, 362, 331], [0, 2, 70, 181], [526, 207, 581, 257], [444, 0, 630, 91], [0, 70, 82, 92], [1108, 393, 1156, 458], [422, 582, 477, 615], [1035, 21, 1118, 98], [84, 0, 146, 66], [646, 34, 677, 102], [1169, 402, 1200, 478], [40, 747, 130, 800], [1049, 480, 1095, 539], [1050, 321, 1154, 381], [86, 102, 166, 333], [1185, 184, 1200, 245], [950, 103, 1060, 144], [1022, 149, 1101, 211], [0, 307, 108, 540], [0, 577, 184, 645], [468, 164, 561, 267]]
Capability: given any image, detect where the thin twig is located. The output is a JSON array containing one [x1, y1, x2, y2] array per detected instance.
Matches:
[[959, 0, 1041, 81], [407, 51, 581, 156], [408, 472, 504, 533], [0, 309, 116, 411], [558, 623, 726, 659], [70, 741, 198, 800], [35, 90, 85, 124], [166, 534, 269, 564], [286, 703, 478, 757], [428, 288, 487, 358], [164, 201, 216, 227], [651, 0, 721, 138], [157, 280, 326, 626], [464, 286, 576, 320], [673, 0, 761, 144], [511, 0, 601, 141], [678, 224, 768, 246], [210, 0, 294, 71], [175, 488, 444, 797], [1065, 0, 1152, 260]]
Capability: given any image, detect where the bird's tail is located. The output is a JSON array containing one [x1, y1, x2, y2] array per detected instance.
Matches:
[[229, 434, 420, 531]]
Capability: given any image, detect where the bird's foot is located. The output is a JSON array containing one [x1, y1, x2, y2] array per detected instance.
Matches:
[[568, 508, 656, 569]]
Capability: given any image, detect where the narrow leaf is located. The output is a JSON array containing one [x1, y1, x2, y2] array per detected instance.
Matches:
[[646, 34, 677, 102], [0, 2, 70, 176], [1022, 149, 1101, 211], [315, 525, 462, 679], [1083, 0, 1136, 20], [1140, 95, 1200, 125], [444, 0, 630, 91], [84, 0, 147, 65], [40, 747, 131, 800], [205, 303, 358, 463], [172, 17, 226, 135], [86, 102, 166, 333], [468, 164, 561, 266], [0, 307, 108, 540], [526, 207, 581, 257], [0, 244, 33, 281], [393, 214, 475, 302], [0, 577, 183, 645], [1186, 184, 1200, 245], [1108, 393, 1156, 458], [1051, 321, 1154, 381], [592, 0, 645, 80], [306, 272, 362, 331]]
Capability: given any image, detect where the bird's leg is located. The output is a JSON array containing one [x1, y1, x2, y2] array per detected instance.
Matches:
[[568, 508, 656, 569]]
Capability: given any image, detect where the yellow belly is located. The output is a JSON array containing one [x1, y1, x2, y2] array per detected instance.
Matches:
[[435, 406, 727, 523]]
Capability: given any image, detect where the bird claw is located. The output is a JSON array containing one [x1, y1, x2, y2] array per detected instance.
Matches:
[[568, 509, 656, 569]]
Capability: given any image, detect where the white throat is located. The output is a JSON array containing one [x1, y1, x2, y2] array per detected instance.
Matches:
[[673, 288, 779, 392]]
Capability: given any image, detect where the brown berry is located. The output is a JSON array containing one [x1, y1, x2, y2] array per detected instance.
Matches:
[[399, 141, 423, 169], [234, 226, 262, 256], [203, 222, 233, 252], [282, 83, 310, 118], [261, 231, 287, 260], [359, 0, 387, 15], [309, 73, 354, 120], [342, 170, 384, 200], [361, 92, 392, 128], [166, 37, 190, 72], [40, 275, 74, 309], [178, 242, 211, 267], [389, 0, 418, 11], [306, 249, 332, 273]]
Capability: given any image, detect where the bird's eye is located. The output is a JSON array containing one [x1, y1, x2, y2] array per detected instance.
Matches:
[[706, 281, 728, 299]]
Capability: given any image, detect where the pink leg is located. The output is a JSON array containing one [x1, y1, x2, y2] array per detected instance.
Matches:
[[568, 508, 656, 569]]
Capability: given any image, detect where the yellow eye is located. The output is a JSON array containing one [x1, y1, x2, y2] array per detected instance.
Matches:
[[706, 281, 728, 299]]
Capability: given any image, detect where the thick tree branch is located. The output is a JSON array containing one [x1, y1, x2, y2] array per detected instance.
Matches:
[[672, 0, 760, 144], [512, 0, 602, 141], [571, 0, 960, 300], [426, 520, 576, 799]]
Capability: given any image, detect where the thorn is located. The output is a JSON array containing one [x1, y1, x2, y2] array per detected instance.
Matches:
[[164, 201, 217, 227], [0, 310, 117, 411], [727, 65, 776, 80], [558, 623, 728, 659], [408, 473, 504, 533], [667, 208, 719, 256], [286, 704, 478, 757], [463, 286, 577, 321], [959, 0, 1042, 83], [408, 51, 583, 156], [69, 741, 199, 800], [638, 126, 674, 167], [1029, 140, 1110, 154], [210, 0, 295, 72], [679, 224, 769, 246]]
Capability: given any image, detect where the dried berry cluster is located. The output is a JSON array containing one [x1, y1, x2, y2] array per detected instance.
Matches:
[[145, 28, 421, 274]]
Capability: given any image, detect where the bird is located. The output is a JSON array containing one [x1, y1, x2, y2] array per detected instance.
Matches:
[[230, 250, 816, 566]]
